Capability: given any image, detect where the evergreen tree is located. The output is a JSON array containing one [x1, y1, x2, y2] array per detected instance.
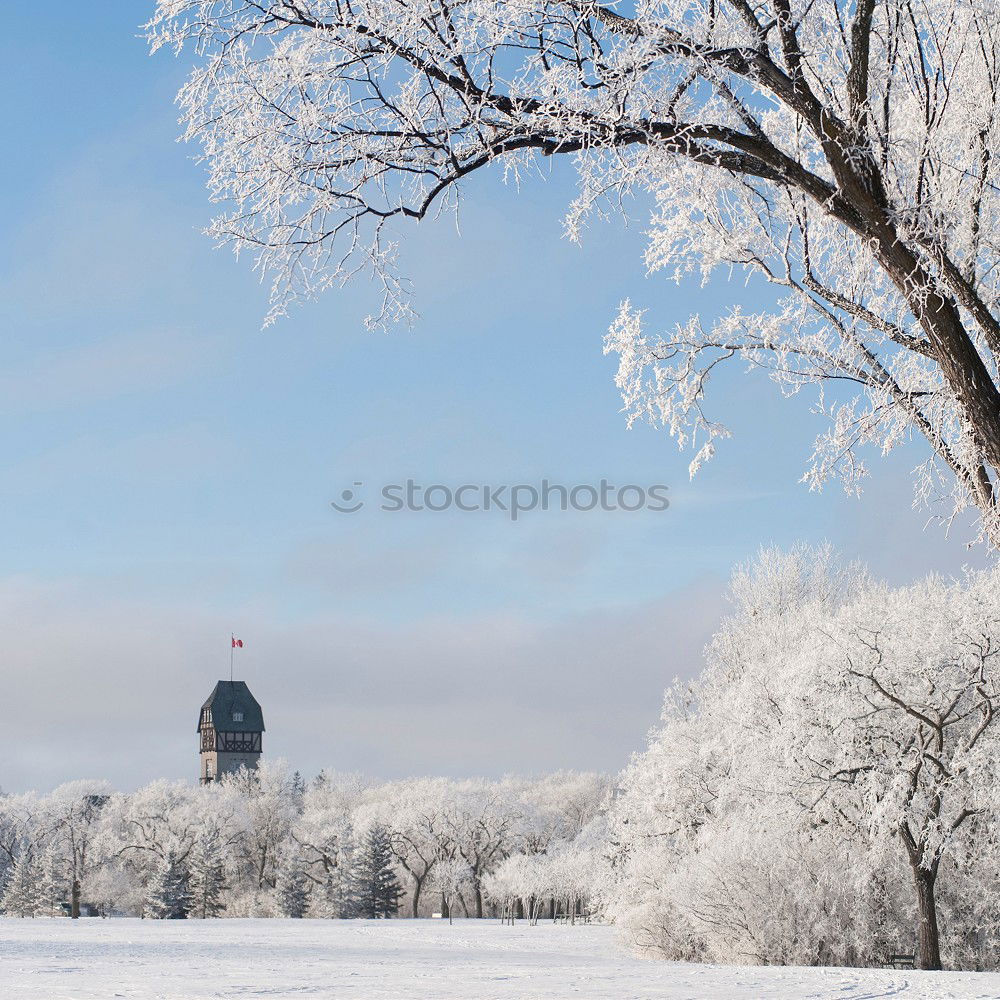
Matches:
[[146, 848, 191, 919], [188, 832, 226, 919], [352, 826, 402, 919], [309, 865, 356, 918], [0, 862, 10, 913], [274, 855, 308, 918], [36, 846, 63, 917], [1, 853, 41, 918]]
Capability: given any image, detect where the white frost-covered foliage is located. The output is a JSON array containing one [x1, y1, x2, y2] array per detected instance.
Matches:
[[484, 817, 612, 923], [148, 1, 1000, 544], [608, 545, 1000, 971], [0, 767, 609, 920]]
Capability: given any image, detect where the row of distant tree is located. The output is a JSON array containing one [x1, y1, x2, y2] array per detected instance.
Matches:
[[0, 769, 610, 922]]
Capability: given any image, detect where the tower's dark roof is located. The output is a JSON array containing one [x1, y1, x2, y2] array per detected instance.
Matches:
[[198, 681, 265, 733]]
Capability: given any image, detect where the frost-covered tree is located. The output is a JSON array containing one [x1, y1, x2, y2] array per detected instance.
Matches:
[[442, 780, 523, 918], [351, 825, 402, 919], [87, 861, 142, 918], [293, 770, 366, 910], [429, 856, 472, 924], [274, 853, 309, 918], [1, 853, 42, 917], [44, 782, 112, 918], [0, 793, 42, 908], [147, 847, 192, 919], [108, 781, 202, 903], [150, 1, 1000, 545], [35, 845, 63, 918], [359, 778, 449, 917], [485, 819, 610, 924], [188, 829, 227, 918], [227, 760, 299, 892], [517, 772, 612, 854], [310, 864, 357, 918], [610, 547, 1000, 972], [799, 571, 1000, 971], [483, 853, 545, 924], [610, 547, 901, 966]]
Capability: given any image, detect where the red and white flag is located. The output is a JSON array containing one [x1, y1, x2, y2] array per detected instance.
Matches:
[[232, 636, 244, 648]]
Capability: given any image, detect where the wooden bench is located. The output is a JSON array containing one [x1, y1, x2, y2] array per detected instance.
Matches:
[[887, 953, 915, 970]]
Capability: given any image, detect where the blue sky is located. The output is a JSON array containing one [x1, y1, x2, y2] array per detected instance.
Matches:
[[0, 3, 987, 791]]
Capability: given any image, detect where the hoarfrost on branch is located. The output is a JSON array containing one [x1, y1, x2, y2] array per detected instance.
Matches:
[[149, 1, 1000, 544]]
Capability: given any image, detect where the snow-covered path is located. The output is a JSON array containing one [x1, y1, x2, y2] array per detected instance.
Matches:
[[1, 917, 998, 999]]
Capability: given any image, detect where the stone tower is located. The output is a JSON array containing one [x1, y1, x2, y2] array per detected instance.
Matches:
[[198, 680, 265, 784]]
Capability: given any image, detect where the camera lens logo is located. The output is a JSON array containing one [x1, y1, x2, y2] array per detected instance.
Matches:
[[330, 482, 365, 513]]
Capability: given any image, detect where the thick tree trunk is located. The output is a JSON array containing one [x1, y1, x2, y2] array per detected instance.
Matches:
[[824, 145, 1000, 540], [911, 864, 942, 971], [865, 222, 1000, 539], [475, 884, 484, 918], [821, 121, 1000, 483], [71, 879, 81, 919], [410, 876, 422, 918]]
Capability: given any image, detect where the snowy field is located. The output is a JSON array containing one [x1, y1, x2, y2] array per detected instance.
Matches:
[[2, 918, 1000, 1000]]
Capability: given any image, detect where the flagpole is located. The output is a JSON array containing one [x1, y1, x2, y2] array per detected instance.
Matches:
[[230, 634, 234, 682]]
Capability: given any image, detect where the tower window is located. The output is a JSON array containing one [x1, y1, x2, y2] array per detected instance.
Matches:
[[233, 711, 243, 722]]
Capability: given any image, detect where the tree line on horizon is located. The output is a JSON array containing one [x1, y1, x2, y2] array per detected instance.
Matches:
[[0, 769, 610, 923]]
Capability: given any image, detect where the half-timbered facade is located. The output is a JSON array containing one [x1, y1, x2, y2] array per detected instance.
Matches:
[[198, 680, 264, 783]]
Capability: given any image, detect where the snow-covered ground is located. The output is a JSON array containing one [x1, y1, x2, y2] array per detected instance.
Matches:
[[1, 917, 999, 999]]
